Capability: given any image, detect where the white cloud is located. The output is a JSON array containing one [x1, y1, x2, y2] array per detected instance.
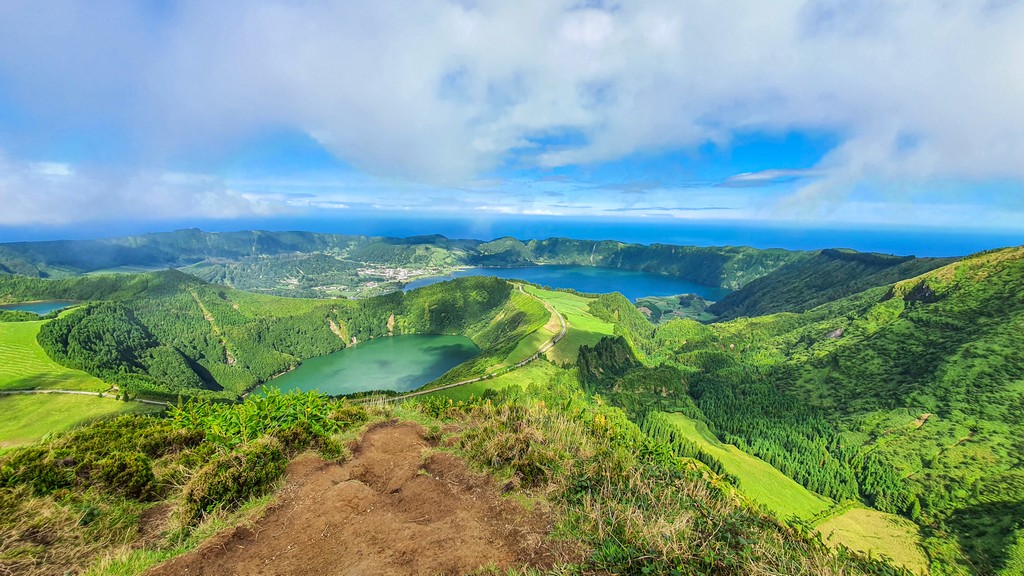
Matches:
[[720, 169, 822, 188], [0, 152, 283, 226], [0, 1, 1022, 220]]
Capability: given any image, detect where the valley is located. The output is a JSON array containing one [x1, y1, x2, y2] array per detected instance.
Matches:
[[0, 231, 1021, 575]]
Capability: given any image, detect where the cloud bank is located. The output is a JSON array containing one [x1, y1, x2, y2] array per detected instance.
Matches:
[[0, 0, 1022, 223]]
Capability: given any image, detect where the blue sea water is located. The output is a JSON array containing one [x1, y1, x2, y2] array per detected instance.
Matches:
[[1, 214, 1021, 257]]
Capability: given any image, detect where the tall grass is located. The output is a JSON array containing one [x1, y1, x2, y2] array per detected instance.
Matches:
[[447, 396, 911, 575]]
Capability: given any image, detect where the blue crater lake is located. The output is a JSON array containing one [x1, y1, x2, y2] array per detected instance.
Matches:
[[404, 265, 731, 301], [261, 334, 480, 396], [0, 300, 78, 315]]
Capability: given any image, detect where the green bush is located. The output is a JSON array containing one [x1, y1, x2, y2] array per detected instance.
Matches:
[[96, 452, 155, 499], [272, 420, 344, 459], [0, 446, 76, 495], [180, 436, 287, 525]]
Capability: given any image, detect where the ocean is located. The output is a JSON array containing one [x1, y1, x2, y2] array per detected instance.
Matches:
[[1, 215, 1020, 258]]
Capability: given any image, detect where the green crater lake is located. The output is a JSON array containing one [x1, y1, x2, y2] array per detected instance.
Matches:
[[261, 335, 480, 396]]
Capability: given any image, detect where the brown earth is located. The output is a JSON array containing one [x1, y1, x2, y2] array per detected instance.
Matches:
[[146, 421, 559, 576]]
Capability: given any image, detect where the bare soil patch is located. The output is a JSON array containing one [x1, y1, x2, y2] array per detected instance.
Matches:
[[146, 421, 558, 575]]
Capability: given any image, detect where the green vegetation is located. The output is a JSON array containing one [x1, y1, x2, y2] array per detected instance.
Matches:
[[423, 360, 562, 403], [0, 390, 366, 575], [444, 375, 908, 575], [523, 286, 613, 364], [2, 230, 1020, 574], [0, 309, 41, 322], [622, 247, 1024, 575], [0, 320, 108, 392], [653, 412, 832, 520], [818, 508, 930, 575], [0, 395, 160, 450], [0, 229, 808, 293], [708, 248, 952, 320], [636, 293, 717, 323], [1, 272, 547, 400]]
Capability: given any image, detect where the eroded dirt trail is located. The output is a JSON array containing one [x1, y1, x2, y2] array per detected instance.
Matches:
[[147, 422, 556, 576]]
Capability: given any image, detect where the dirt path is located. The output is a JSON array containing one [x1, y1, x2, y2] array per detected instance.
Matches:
[[0, 389, 168, 406], [146, 422, 558, 576]]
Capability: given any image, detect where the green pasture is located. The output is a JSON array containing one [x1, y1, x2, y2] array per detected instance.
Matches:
[[0, 320, 109, 392], [523, 286, 613, 364], [818, 507, 929, 574], [0, 394, 161, 450]]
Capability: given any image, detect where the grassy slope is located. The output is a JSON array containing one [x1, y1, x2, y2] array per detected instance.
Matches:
[[0, 394, 160, 449], [424, 361, 561, 403], [663, 413, 929, 574], [523, 286, 613, 364], [662, 412, 832, 520], [0, 320, 108, 392], [708, 249, 953, 320], [496, 289, 560, 368], [818, 508, 930, 575]]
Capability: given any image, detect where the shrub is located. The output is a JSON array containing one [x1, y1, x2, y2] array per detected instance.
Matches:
[[0, 446, 76, 496], [273, 420, 344, 460], [179, 437, 287, 525], [96, 452, 155, 499]]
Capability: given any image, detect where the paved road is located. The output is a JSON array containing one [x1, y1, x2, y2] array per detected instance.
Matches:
[[367, 284, 567, 404]]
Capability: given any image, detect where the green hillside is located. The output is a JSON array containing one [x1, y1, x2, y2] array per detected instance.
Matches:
[[1, 229, 956, 321], [0, 394, 160, 450], [708, 248, 954, 320], [651, 412, 832, 520], [0, 272, 547, 400], [3, 234, 1022, 574], [0, 382, 908, 576], [633, 246, 1024, 575]]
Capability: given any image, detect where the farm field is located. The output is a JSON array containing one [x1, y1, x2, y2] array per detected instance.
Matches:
[[523, 286, 613, 364], [0, 320, 109, 392], [0, 394, 162, 450]]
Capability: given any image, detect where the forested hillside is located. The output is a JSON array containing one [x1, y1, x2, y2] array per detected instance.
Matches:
[[0, 272, 546, 400], [708, 248, 955, 320], [586, 246, 1024, 574]]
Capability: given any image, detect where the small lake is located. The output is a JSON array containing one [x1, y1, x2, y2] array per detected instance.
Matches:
[[261, 334, 480, 396], [404, 266, 731, 301], [0, 300, 78, 315]]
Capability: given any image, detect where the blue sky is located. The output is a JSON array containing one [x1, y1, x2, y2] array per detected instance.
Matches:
[[0, 1, 1023, 242]]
